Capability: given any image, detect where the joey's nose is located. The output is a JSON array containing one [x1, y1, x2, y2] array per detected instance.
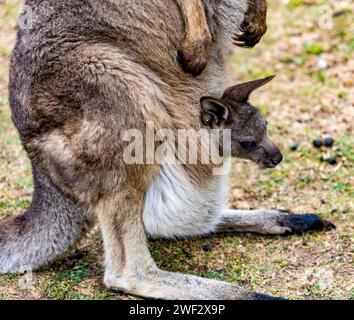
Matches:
[[271, 153, 283, 166]]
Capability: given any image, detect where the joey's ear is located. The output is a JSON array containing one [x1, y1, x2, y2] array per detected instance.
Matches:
[[200, 97, 230, 127], [222, 75, 276, 103]]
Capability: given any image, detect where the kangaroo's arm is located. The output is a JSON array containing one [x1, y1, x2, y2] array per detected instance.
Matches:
[[176, 0, 212, 76], [234, 0, 268, 48], [177, 0, 270, 75]]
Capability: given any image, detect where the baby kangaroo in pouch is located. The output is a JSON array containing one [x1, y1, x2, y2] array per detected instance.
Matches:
[[2, 0, 336, 300], [199, 76, 334, 238], [201, 76, 283, 169], [101, 77, 334, 300]]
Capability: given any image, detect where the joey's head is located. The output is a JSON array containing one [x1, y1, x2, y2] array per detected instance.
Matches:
[[200, 76, 283, 168]]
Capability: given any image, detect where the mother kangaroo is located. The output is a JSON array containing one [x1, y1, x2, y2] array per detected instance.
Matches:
[[1, 0, 333, 299]]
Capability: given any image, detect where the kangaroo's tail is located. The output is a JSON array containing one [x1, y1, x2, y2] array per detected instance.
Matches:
[[0, 165, 93, 273]]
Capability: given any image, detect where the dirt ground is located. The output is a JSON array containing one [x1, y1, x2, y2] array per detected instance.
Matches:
[[0, 0, 353, 300]]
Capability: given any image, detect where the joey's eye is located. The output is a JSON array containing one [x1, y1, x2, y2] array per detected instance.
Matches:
[[239, 141, 257, 150]]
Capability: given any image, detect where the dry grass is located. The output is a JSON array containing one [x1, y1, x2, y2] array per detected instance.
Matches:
[[0, 0, 353, 300]]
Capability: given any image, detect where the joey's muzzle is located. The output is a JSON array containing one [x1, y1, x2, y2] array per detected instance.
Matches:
[[264, 146, 283, 168], [266, 151, 283, 168]]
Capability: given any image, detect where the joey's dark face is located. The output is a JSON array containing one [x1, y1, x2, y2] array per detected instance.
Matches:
[[226, 103, 282, 168], [201, 76, 283, 169]]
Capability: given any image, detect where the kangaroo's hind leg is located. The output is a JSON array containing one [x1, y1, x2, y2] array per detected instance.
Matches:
[[97, 185, 279, 300], [216, 209, 336, 235]]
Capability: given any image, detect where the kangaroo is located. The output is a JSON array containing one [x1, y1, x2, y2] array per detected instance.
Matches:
[[1, 0, 334, 299]]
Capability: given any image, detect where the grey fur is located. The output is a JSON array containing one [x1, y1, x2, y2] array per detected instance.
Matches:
[[0, 0, 334, 300], [0, 164, 94, 273]]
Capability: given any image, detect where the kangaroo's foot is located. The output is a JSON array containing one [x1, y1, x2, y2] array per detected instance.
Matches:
[[97, 193, 282, 300], [107, 267, 282, 300], [217, 209, 336, 235], [233, 0, 268, 48], [177, 0, 213, 76]]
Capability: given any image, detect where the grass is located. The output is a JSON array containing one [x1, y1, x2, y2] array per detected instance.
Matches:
[[0, 0, 353, 300]]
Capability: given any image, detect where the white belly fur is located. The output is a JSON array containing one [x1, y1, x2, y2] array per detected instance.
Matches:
[[143, 165, 229, 239]]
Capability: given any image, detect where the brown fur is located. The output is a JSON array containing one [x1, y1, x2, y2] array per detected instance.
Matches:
[[1, 0, 334, 300], [177, 0, 213, 76], [178, 0, 269, 74]]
